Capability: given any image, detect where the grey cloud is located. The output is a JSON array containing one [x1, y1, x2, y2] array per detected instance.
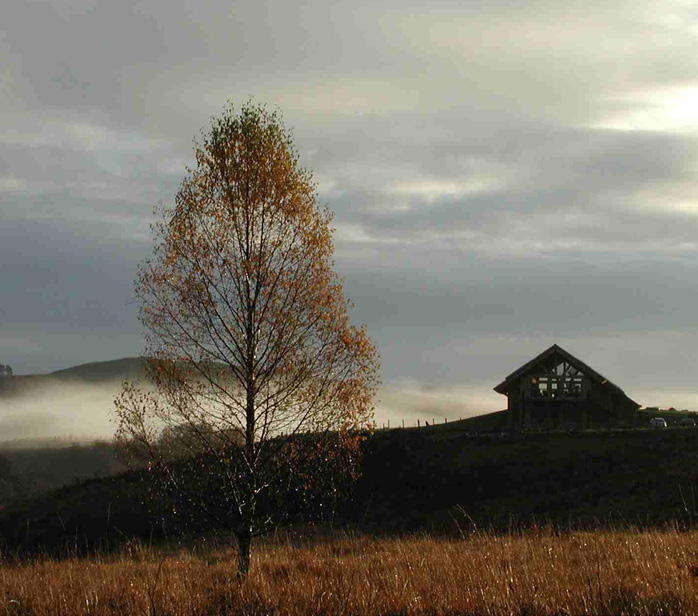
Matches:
[[343, 253, 698, 339], [0, 125, 182, 237], [0, 217, 147, 337], [5, 0, 692, 140], [315, 123, 698, 256], [3, 0, 698, 422]]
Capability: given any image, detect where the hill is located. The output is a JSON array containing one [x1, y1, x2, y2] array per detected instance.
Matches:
[[0, 440, 126, 511], [0, 424, 696, 555], [0, 357, 146, 397], [0, 359, 145, 501], [47, 357, 147, 383], [356, 425, 698, 531], [402, 409, 509, 433]]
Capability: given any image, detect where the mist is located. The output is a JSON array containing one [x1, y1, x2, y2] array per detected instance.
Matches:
[[6, 376, 687, 442], [0, 377, 502, 441], [0, 379, 120, 442], [373, 382, 502, 428]]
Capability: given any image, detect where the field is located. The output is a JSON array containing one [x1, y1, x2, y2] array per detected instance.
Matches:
[[1, 527, 696, 615], [0, 406, 696, 614]]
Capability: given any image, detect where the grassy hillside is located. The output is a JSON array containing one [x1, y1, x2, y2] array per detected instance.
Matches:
[[1, 440, 125, 496], [356, 425, 698, 531], [0, 440, 126, 525], [0, 470, 155, 555], [401, 409, 509, 433], [1, 424, 696, 556]]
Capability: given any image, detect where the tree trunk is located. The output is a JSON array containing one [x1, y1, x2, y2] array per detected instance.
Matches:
[[237, 530, 253, 579]]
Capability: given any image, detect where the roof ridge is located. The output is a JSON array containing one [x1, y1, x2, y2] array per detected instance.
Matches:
[[493, 343, 630, 399]]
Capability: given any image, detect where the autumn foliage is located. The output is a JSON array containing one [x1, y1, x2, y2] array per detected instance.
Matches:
[[114, 102, 379, 575]]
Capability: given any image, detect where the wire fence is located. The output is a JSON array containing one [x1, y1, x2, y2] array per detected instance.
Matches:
[[375, 417, 463, 430]]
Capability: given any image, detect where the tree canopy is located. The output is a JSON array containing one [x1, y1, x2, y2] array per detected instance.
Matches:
[[114, 102, 379, 576]]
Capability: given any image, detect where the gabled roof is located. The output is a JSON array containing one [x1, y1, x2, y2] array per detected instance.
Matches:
[[494, 344, 639, 406]]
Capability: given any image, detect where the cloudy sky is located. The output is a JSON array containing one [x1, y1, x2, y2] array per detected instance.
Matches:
[[3, 0, 698, 432]]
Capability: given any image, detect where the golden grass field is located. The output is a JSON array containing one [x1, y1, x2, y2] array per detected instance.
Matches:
[[1, 527, 696, 615]]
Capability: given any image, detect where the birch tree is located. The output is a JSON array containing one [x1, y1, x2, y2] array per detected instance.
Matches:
[[114, 102, 379, 577]]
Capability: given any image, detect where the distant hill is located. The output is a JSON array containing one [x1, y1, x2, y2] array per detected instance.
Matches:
[[0, 357, 147, 398], [47, 357, 147, 383]]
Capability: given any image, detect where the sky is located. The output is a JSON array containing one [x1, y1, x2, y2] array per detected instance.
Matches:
[[3, 0, 698, 436]]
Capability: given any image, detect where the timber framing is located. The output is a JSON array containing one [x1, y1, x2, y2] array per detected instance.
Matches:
[[494, 344, 640, 430]]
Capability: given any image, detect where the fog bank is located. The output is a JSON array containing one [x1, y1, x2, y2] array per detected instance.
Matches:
[[0, 378, 502, 440], [374, 382, 502, 428], [0, 379, 120, 441]]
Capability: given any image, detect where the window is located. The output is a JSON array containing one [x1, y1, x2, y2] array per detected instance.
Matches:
[[526, 359, 586, 400]]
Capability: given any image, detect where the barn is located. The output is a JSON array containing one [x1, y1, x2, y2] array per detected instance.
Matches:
[[494, 344, 640, 430]]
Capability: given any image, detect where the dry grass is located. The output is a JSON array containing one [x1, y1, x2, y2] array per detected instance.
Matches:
[[1, 527, 696, 615]]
